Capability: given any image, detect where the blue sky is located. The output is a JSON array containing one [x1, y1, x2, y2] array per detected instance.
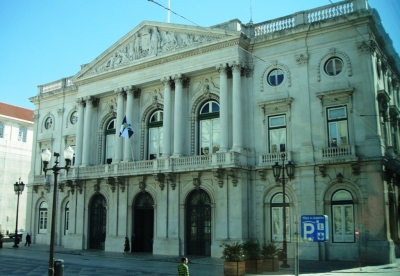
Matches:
[[1, 0, 399, 110]]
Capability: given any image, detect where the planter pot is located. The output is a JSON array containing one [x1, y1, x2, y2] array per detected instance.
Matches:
[[224, 261, 245, 276], [263, 258, 279, 271], [245, 259, 263, 274]]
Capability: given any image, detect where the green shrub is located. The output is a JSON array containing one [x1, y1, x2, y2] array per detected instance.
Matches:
[[261, 240, 279, 258], [243, 239, 261, 260], [220, 242, 244, 262]]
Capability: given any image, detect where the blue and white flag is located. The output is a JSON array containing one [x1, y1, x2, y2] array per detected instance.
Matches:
[[119, 116, 134, 139]]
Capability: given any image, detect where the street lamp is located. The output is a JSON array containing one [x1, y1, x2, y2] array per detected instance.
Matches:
[[272, 153, 295, 268], [41, 146, 74, 276], [13, 178, 25, 248]]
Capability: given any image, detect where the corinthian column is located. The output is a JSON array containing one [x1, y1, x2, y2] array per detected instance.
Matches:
[[217, 64, 228, 152], [75, 98, 85, 166], [162, 77, 172, 157], [114, 88, 125, 163], [172, 74, 184, 157], [82, 96, 94, 166], [123, 86, 134, 161], [231, 61, 243, 152]]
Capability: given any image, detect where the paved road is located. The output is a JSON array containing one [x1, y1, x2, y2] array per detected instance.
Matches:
[[0, 241, 399, 275]]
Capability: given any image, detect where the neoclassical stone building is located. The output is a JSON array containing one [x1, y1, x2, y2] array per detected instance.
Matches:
[[26, 0, 399, 264]]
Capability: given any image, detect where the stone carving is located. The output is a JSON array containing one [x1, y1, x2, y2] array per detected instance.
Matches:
[[92, 26, 222, 73], [295, 54, 308, 66], [33, 185, 39, 194], [139, 182, 146, 192], [165, 173, 176, 190], [193, 178, 201, 189], [105, 177, 116, 193], [154, 173, 165, 190], [212, 169, 224, 188]]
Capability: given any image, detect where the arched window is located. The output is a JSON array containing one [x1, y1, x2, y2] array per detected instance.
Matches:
[[199, 101, 220, 155], [64, 201, 69, 235], [105, 119, 116, 164], [18, 126, 27, 142], [271, 193, 290, 242], [332, 190, 354, 242], [0, 122, 4, 138], [148, 110, 163, 160], [39, 201, 48, 234]]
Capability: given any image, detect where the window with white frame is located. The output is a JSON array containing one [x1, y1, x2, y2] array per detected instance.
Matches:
[[324, 57, 343, 76], [269, 115, 286, 153], [267, 69, 285, 86], [64, 201, 69, 235], [327, 107, 348, 147], [18, 126, 27, 142], [199, 101, 220, 155], [105, 119, 115, 164], [271, 193, 290, 242], [148, 110, 163, 160], [332, 190, 354, 243], [39, 201, 48, 234], [0, 122, 4, 138]]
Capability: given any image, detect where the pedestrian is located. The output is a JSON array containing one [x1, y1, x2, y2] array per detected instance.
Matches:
[[177, 257, 189, 276], [123, 237, 130, 254], [25, 233, 31, 246]]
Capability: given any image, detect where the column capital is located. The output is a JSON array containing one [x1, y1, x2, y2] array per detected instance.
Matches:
[[216, 63, 228, 74], [161, 76, 171, 86], [230, 60, 243, 72], [115, 88, 125, 96], [76, 97, 85, 106]]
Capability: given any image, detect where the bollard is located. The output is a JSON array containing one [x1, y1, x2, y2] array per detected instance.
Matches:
[[54, 259, 64, 276]]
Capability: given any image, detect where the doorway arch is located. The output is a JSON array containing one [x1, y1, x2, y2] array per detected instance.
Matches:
[[186, 189, 211, 256], [132, 192, 154, 252], [89, 194, 107, 250]]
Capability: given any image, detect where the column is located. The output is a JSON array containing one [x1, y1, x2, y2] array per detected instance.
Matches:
[[231, 61, 243, 152], [217, 64, 229, 152], [82, 96, 94, 166], [75, 98, 85, 166], [123, 86, 134, 161], [162, 77, 172, 157], [172, 74, 184, 157], [114, 89, 125, 163]]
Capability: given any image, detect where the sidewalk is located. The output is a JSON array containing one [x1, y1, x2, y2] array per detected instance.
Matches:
[[1, 241, 400, 275]]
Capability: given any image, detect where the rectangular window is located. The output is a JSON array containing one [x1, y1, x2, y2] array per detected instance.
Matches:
[[106, 134, 115, 164], [149, 127, 163, 159], [39, 211, 47, 234], [200, 118, 220, 155], [269, 115, 286, 153], [65, 210, 69, 235], [328, 107, 348, 147], [271, 206, 290, 242], [332, 204, 354, 242]]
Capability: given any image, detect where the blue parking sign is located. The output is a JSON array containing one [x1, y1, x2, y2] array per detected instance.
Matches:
[[301, 215, 329, 242]]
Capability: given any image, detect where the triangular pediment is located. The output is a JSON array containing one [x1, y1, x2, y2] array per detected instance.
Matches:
[[72, 20, 241, 83]]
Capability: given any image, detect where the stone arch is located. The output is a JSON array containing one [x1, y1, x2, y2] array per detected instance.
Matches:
[[317, 48, 352, 82], [65, 106, 78, 128], [260, 61, 292, 92]]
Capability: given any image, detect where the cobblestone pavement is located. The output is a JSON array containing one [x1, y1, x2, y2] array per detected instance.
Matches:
[[0, 241, 399, 276]]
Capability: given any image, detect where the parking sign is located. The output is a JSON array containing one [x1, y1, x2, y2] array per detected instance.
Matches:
[[301, 215, 329, 242]]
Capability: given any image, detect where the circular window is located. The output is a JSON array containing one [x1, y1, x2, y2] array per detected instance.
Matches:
[[267, 69, 284, 86], [324, 57, 343, 76], [70, 111, 78, 125], [44, 117, 52, 130]]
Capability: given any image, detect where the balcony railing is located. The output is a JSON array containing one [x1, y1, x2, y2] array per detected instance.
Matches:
[[258, 151, 292, 166], [321, 145, 356, 158]]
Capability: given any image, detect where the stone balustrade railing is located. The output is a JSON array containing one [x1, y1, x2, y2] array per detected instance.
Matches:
[[39, 77, 74, 94], [252, 0, 366, 38], [321, 144, 356, 158], [258, 151, 292, 166]]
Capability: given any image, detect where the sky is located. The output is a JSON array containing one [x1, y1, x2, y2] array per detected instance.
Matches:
[[1, 0, 399, 110]]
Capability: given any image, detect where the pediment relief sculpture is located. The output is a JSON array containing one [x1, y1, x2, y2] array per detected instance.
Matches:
[[91, 25, 223, 74]]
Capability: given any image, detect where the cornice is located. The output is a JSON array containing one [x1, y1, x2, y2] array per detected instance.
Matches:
[[73, 40, 241, 87]]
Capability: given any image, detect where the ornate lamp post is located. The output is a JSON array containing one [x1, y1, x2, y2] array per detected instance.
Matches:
[[272, 153, 295, 268], [41, 146, 74, 276], [13, 178, 25, 248]]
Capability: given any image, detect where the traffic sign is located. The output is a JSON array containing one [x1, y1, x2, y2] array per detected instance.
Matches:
[[301, 215, 329, 242]]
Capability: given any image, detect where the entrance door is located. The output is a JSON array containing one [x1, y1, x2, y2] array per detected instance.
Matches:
[[89, 194, 107, 250], [186, 189, 211, 256], [132, 192, 154, 252]]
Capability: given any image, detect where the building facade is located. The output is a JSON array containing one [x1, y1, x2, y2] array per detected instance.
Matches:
[[0, 102, 34, 236], [26, 0, 399, 264]]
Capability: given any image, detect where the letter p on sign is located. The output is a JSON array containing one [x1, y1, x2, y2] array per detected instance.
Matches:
[[355, 228, 359, 238]]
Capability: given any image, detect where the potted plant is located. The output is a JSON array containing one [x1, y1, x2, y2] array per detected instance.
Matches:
[[261, 240, 279, 271], [221, 242, 245, 276], [242, 239, 263, 274]]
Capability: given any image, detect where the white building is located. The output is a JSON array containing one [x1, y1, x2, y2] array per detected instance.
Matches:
[[26, 0, 399, 264], [0, 102, 34, 236]]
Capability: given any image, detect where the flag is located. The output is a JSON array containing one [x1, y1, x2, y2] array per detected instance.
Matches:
[[119, 116, 134, 139]]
